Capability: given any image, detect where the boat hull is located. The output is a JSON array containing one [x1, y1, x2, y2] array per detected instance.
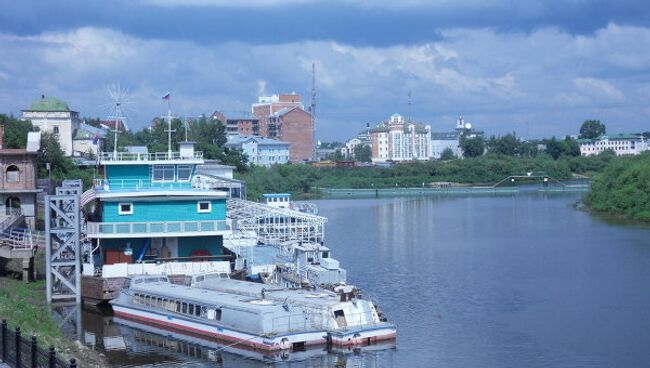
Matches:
[[111, 304, 327, 351]]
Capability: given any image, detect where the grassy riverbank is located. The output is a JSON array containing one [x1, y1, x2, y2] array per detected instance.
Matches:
[[0, 278, 107, 367], [586, 152, 650, 223], [238, 154, 617, 200]]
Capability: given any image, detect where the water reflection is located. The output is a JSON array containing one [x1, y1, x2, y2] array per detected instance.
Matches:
[[76, 307, 396, 368]]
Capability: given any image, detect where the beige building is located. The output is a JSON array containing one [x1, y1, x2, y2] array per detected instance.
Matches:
[[21, 96, 105, 157], [370, 114, 431, 163]]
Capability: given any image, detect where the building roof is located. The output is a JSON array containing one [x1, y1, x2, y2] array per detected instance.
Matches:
[[23, 96, 71, 112], [225, 134, 289, 147], [578, 133, 644, 143], [269, 106, 311, 119], [431, 131, 460, 140], [0, 148, 38, 156], [73, 123, 107, 140]]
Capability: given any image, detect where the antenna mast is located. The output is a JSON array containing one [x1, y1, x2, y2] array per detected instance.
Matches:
[[408, 90, 412, 123], [107, 85, 128, 158], [164, 94, 175, 158], [310, 62, 316, 161]]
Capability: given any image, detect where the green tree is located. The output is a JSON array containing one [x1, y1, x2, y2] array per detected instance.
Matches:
[[1, 115, 33, 149], [354, 144, 372, 162], [439, 147, 456, 160], [38, 132, 71, 177], [460, 136, 485, 158], [488, 133, 520, 156], [579, 120, 606, 139]]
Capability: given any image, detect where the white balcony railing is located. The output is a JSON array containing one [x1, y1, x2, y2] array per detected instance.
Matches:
[[86, 220, 229, 238], [99, 151, 203, 162], [92, 178, 196, 191]]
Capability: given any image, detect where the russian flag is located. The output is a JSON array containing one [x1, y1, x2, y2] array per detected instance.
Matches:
[[162, 92, 170, 100]]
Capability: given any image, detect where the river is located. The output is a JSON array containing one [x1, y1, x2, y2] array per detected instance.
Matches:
[[78, 192, 650, 367]]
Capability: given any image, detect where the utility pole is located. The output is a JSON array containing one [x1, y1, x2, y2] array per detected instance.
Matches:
[[408, 90, 412, 123]]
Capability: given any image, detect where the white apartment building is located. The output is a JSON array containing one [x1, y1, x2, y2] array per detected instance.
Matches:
[[370, 114, 431, 163], [579, 134, 648, 156], [224, 134, 290, 167]]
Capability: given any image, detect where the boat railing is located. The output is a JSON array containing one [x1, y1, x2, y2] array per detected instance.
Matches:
[[99, 151, 203, 162], [86, 220, 230, 237], [92, 178, 195, 191]]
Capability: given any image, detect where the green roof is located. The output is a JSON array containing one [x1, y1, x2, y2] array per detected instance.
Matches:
[[24, 96, 71, 112]]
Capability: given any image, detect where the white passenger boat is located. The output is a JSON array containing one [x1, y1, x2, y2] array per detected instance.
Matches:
[[111, 275, 328, 351], [111, 274, 396, 352], [191, 273, 396, 346]]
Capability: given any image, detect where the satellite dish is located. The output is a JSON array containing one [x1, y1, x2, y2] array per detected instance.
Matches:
[[465, 123, 472, 129]]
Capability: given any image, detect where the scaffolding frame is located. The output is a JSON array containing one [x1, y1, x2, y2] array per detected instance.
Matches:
[[226, 199, 327, 245], [45, 180, 83, 304]]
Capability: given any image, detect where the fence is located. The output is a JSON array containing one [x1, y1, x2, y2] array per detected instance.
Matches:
[[0, 320, 76, 368]]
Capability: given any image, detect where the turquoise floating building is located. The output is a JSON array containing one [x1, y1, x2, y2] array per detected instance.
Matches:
[[84, 142, 232, 268]]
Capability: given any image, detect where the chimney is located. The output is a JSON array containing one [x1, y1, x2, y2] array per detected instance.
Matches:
[[0, 124, 4, 149]]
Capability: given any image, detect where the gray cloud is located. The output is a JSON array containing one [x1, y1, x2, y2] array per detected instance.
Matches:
[[0, 23, 648, 141]]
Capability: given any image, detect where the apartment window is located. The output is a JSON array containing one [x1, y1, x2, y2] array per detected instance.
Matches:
[[118, 203, 133, 215], [52, 126, 60, 135], [177, 165, 192, 181], [152, 165, 175, 182], [197, 201, 212, 213]]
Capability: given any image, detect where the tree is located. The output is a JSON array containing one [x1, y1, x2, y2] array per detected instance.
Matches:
[[354, 144, 372, 162], [487, 133, 520, 156], [544, 136, 580, 159], [38, 132, 71, 177], [579, 120, 606, 139], [440, 147, 456, 160], [0, 114, 33, 149], [459, 136, 485, 158]]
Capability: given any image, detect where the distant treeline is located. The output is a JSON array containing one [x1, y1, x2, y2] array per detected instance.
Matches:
[[586, 152, 650, 222], [239, 153, 619, 200]]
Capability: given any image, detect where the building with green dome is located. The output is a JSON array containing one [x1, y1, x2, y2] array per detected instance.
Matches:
[[21, 95, 104, 157]]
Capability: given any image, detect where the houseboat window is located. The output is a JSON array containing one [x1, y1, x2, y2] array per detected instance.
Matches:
[[152, 165, 175, 182], [118, 203, 133, 215], [197, 201, 212, 213], [177, 165, 192, 181], [182, 302, 188, 314]]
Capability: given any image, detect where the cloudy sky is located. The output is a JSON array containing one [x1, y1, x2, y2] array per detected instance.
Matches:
[[1, 0, 649, 141]]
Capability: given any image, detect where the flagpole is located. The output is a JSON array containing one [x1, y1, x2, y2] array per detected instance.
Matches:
[[167, 96, 172, 159]]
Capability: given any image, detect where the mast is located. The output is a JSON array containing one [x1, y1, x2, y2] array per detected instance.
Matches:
[[311, 62, 316, 161], [164, 94, 175, 158]]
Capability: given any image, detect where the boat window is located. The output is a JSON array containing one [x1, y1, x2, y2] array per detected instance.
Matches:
[[157, 297, 163, 307], [182, 302, 187, 314], [134, 279, 143, 284], [152, 165, 175, 182], [194, 305, 201, 317], [322, 251, 329, 258], [166, 299, 175, 312], [145, 295, 151, 306], [207, 308, 222, 321], [176, 301, 181, 313], [177, 165, 192, 181], [118, 202, 133, 215], [195, 276, 204, 283], [188, 303, 194, 315], [197, 201, 212, 213]]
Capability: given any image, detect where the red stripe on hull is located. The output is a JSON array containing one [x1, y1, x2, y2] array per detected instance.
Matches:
[[114, 309, 283, 351]]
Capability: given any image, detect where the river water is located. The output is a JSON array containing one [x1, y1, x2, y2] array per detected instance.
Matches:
[[78, 192, 650, 367]]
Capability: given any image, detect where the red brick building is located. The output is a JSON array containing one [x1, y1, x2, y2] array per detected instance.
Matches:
[[211, 111, 259, 136], [252, 94, 313, 162]]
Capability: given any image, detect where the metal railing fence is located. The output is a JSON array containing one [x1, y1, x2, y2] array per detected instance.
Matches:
[[0, 320, 76, 368]]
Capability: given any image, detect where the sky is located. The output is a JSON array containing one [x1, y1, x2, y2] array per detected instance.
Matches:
[[0, 0, 649, 141]]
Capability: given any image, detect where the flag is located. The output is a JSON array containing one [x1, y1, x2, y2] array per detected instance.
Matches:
[[162, 92, 170, 100], [92, 133, 99, 145]]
